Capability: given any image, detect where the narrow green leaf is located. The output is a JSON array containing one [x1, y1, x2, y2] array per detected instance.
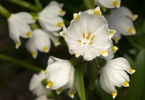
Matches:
[[127, 51, 145, 100], [75, 63, 86, 100], [82, 0, 95, 9]]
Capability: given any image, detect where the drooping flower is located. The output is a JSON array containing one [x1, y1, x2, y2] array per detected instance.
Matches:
[[94, 0, 121, 9], [29, 71, 50, 97], [38, 1, 65, 32], [99, 57, 135, 99], [8, 12, 36, 49], [44, 56, 76, 98], [61, 7, 113, 61], [35, 95, 54, 100], [26, 29, 51, 59], [106, 6, 138, 43]]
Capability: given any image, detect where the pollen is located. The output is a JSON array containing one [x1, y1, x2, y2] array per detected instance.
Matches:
[[78, 39, 82, 43], [73, 14, 79, 20], [124, 81, 129, 87], [113, 1, 119, 8], [46, 81, 53, 88], [86, 31, 91, 39], [90, 35, 95, 41], [57, 22, 63, 27], [82, 32, 86, 38], [89, 41, 93, 45], [113, 37, 119, 43], [93, 9, 101, 15], [56, 88, 63, 94], [132, 14, 138, 20], [69, 90, 75, 98], [112, 46, 118, 53], [111, 91, 117, 99], [43, 46, 49, 52], [30, 51, 36, 57], [59, 10, 65, 16], [26, 32, 32, 37], [43, 70, 47, 74], [101, 50, 108, 57], [129, 28, 135, 34], [129, 68, 135, 74]]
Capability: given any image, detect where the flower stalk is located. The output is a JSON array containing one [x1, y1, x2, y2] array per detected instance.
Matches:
[[0, 4, 11, 18]]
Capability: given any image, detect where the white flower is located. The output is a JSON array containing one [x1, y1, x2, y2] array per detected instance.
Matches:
[[44, 56, 76, 98], [26, 29, 51, 59], [94, 0, 121, 9], [106, 6, 138, 43], [29, 71, 50, 97], [8, 12, 36, 49], [99, 57, 135, 99], [61, 8, 112, 61], [35, 95, 54, 100], [38, 1, 65, 32]]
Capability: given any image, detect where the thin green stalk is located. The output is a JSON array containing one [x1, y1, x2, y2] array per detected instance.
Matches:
[[0, 54, 41, 72], [82, 0, 95, 9], [127, 37, 145, 51], [9, 0, 42, 12]]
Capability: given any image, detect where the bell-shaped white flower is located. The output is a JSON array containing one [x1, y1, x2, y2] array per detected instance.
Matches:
[[8, 12, 36, 49], [35, 95, 54, 100], [29, 71, 50, 97], [94, 0, 121, 9], [61, 7, 112, 61], [26, 29, 51, 59], [38, 1, 65, 32], [44, 56, 76, 98], [106, 6, 138, 43], [99, 57, 135, 99]]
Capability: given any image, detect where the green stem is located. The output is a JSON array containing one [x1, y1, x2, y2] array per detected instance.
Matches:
[[0, 4, 11, 18], [9, 0, 42, 12], [127, 37, 145, 51], [0, 54, 41, 72], [70, 56, 83, 66], [82, 0, 95, 9], [75, 63, 86, 100]]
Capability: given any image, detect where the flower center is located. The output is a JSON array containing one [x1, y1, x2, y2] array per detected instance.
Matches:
[[77, 31, 95, 46]]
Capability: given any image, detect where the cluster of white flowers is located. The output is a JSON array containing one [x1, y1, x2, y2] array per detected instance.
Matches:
[[7, 1, 65, 58]]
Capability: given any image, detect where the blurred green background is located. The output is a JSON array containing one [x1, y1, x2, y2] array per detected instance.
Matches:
[[0, 0, 145, 100]]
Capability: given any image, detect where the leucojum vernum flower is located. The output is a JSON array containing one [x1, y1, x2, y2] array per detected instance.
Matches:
[[0, 0, 138, 100]]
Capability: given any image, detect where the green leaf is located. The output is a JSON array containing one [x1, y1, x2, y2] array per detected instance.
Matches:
[[127, 51, 145, 100], [75, 63, 86, 100], [82, 0, 95, 9]]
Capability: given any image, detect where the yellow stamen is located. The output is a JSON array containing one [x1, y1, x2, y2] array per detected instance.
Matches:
[[86, 31, 91, 39], [47, 81, 53, 88], [132, 14, 138, 20], [93, 9, 101, 15], [78, 40, 82, 43], [56, 88, 63, 94], [89, 41, 93, 45], [111, 91, 117, 99], [60, 31, 65, 37], [112, 46, 118, 53], [129, 28, 135, 34], [26, 32, 32, 37], [129, 68, 135, 74], [113, 37, 119, 43], [43, 46, 49, 52], [59, 10, 65, 15], [30, 51, 36, 57], [90, 35, 95, 41], [69, 90, 75, 98], [113, 1, 119, 8], [124, 81, 129, 87], [82, 32, 86, 38], [101, 50, 108, 57], [73, 14, 79, 20], [57, 22, 63, 27]]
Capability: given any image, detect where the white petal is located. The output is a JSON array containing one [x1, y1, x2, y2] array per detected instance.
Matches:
[[98, 0, 121, 8]]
